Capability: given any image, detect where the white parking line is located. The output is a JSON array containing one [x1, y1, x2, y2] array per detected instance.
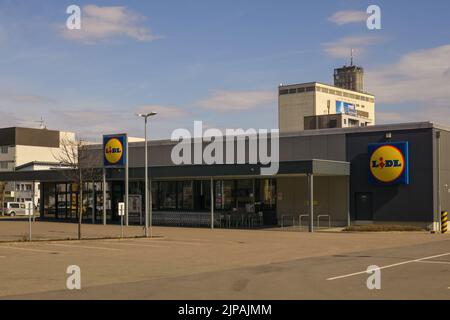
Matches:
[[47, 243, 122, 251], [111, 242, 168, 248], [416, 260, 450, 265], [143, 240, 205, 246], [0, 246, 59, 254], [327, 252, 450, 281]]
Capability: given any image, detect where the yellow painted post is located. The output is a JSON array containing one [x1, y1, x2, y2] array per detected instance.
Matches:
[[442, 211, 448, 234]]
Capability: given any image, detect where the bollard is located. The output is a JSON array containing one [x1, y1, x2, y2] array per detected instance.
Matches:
[[442, 211, 448, 234]]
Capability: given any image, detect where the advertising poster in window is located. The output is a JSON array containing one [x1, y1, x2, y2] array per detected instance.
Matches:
[[336, 100, 357, 116], [128, 194, 142, 224]]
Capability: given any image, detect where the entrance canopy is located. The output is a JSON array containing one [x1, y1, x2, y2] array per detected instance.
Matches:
[[0, 159, 349, 182]]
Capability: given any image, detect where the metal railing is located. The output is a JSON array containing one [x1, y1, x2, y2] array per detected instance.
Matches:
[[317, 215, 331, 229], [280, 214, 332, 230], [280, 215, 296, 229], [299, 214, 309, 229], [219, 212, 263, 229], [151, 211, 263, 229]]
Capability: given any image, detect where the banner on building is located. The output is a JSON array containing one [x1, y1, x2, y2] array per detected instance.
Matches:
[[336, 101, 357, 116]]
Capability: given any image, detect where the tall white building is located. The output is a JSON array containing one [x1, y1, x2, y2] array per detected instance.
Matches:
[[278, 64, 375, 133], [278, 82, 375, 133]]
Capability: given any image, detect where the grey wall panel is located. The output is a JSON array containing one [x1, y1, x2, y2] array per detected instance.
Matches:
[[87, 133, 348, 169], [310, 136, 328, 160], [326, 134, 346, 160], [292, 136, 311, 160], [438, 130, 450, 214], [279, 137, 295, 161]]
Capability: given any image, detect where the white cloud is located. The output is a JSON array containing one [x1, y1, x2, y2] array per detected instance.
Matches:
[[197, 90, 276, 112], [9, 94, 53, 104], [366, 44, 450, 126], [61, 5, 161, 43], [367, 44, 450, 104], [323, 35, 384, 59], [328, 10, 367, 26]]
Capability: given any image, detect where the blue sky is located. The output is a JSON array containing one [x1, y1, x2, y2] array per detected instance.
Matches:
[[0, 0, 449, 140]]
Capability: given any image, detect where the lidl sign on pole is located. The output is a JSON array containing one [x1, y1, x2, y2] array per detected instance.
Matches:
[[103, 134, 127, 167], [368, 141, 409, 185]]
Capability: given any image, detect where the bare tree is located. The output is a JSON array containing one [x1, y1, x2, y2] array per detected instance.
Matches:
[[53, 136, 101, 240]]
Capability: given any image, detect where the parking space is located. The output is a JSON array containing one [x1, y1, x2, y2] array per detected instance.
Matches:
[[0, 222, 449, 299]]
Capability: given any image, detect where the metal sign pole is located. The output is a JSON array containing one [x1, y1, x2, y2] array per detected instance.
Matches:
[[28, 202, 32, 241], [103, 168, 107, 225], [144, 118, 149, 237], [210, 177, 214, 230], [121, 214, 124, 238], [118, 202, 125, 238], [32, 181, 36, 222], [125, 135, 129, 227]]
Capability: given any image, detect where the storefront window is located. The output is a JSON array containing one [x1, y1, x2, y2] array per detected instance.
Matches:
[[152, 182, 158, 210], [180, 181, 193, 210], [223, 180, 235, 210], [193, 180, 211, 210], [236, 179, 254, 211], [56, 183, 67, 193], [57, 192, 67, 219], [215, 181, 222, 209], [255, 179, 277, 210], [160, 181, 177, 210], [43, 183, 56, 218]]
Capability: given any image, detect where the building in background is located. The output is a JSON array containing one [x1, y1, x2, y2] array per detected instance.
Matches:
[[0, 127, 76, 208], [279, 81, 375, 133]]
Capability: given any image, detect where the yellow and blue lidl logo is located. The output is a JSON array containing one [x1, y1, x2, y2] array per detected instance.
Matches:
[[103, 134, 127, 166], [368, 142, 409, 185]]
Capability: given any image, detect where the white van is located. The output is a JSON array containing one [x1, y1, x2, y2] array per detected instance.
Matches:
[[3, 202, 27, 216]]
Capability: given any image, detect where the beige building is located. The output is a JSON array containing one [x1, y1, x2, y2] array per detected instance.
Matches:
[[278, 81, 375, 133]]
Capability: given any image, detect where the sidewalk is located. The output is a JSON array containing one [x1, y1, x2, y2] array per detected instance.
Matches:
[[0, 220, 151, 242]]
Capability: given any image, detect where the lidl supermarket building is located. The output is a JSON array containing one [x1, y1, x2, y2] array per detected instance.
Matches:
[[1, 121, 449, 232]]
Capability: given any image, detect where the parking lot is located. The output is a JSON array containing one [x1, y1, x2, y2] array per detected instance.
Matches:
[[0, 221, 449, 299]]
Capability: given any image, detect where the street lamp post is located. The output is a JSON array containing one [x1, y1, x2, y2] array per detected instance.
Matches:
[[136, 112, 157, 237]]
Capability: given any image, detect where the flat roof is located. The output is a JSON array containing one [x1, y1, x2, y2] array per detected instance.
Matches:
[[84, 121, 450, 150], [0, 160, 350, 182], [278, 81, 375, 97], [280, 121, 450, 138]]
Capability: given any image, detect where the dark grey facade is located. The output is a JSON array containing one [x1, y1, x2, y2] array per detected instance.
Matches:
[[347, 127, 434, 222], [0, 127, 60, 148]]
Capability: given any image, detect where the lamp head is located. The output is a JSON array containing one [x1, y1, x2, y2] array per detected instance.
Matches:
[[136, 112, 157, 118]]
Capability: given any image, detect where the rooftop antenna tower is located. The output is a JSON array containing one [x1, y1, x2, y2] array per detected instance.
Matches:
[[350, 48, 354, 66], [35, 116, 46, 129]]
